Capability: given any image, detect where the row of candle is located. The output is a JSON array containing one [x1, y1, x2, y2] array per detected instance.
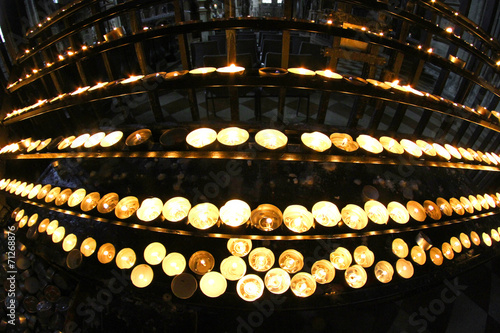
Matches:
[[2, 177, 498, 232], [5, 63, 500, 127], [2, 127, 500, 169], [12, 205, 500, 300]]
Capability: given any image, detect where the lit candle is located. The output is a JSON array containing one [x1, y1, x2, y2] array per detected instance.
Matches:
[[460, 233, 471, 248], [483, 232, 492, 246], [411, 246, 426, 265], [416, 140, 436, 156], [55, 188, 72, 206], [120, 75, 144, 84], [341, 204, 368, 229], [46, 220, 58, 235], [84, 132, 106, 149], [329, 247, 352, 270], [301, 132, 332, 152], [144, 242, 166, 265], [374, 261, 394, 283], [97, 243, 116, 263], [250, 204, 283, 231], [470, 231, 480, 246], [396, 259, 414, 278], [80, 237, 97, 257], [38, 218, 50, 233], [125, 129, 152, 148], [162, 252, 186, 276], [288, 68, 315, 76], [220, 199, 251, 227], [424, 200, 442, 220], [98, 193, 119, 213], [264, 268, 291, 294], [188, 203, 219, 229], [364, 200, 389, 225], [71, 134, 90, 149], [186, 128, 217, 148], [356, 135, 383, 154], [189, 67, 216, 75], [200, 272, 227, 298], [430, 247, 443, 265], [315, 69, 342, 79], [353, 245, 375, 267], [45, 187, 61, 203], [115, 196, 139, 219], [237, 274, 264, 301], [189, 251, 215, 275], [27, 213, 38, 227], [291, 272, 317, 296], [278, 249, 304, 273], [216, 64, 245, 74], [227, 238, 252, 257], [255, 129, 288, 150], [345, 265, 368, 288], [68, 188, 86, 207], [136, 197, 163, 222], [433, 143, 452, 160], [330, 133, 359, 152], [100, 131, 124, 148], [62, 234, 78, 252], [442, 242, 454, 260], [220, 256, 247, 281], [217, 127, 249, 146], [392, 238, 409, 258], [400, 139, 423, 157], [162, 197, 191, 222], [406, 201, 426, 222], [312, 201, 341, 227], [248, 247, 274, 272], [116, 248, 136, 269], [52, 226, 66, 243], [131, 264, 154, 288], [311, 260, 335, 284], [81, 192, 100, 212], [283, 205, 314, 233]]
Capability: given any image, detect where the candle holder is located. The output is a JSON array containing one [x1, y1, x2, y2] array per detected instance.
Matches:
[[416, 140, 436, 157], [476, 194, 489, 210], [27, 139, 41, 153], [162, 197, 191, 222], [162, 252, 186, 276], [55, 188, 72, 206], [188, 203, 219, 229], [131, 264, 154, 288], [97, 192, 118, 213], [248, 247, 275, 272], [466, 148, 482, 163], [449, 197, 465, 215], [62, 234, 77, 252], [45, 187, 61, 203], [125, 129, 153, 151], [315, 69, 342, 80], [458, 147, 474, 161], [189, 67, 216, 75], [396, 259, 414, 278], [366, 79, 391, 90], [84, 132, 106, 150], [364, 200, 388, 225], [237, 274, 264, 301], [220, 199, 251, 227], [470, 231, 481, 246], [189, 251, 215, 275], [97, 243, 115, 264], [380, 136, 404, 154], [411, 246, 426, 265], [104, 27, 125, 42], [115, 196, 139, 219], [436, 197, 453, 216], [136, 197, 163, 222], [70, 133, 90, 150], [66, 249, 83, 269], [186, 128, 217, 149], [264, 268, 291, 294], [220, 256, 246, 281], [392, 238, 408, 258], [162, 70, 188, 80], [341, 204, 368, 230], [227, 238, 252, 257], [483, 232, 493, 246], [432, 143, 452, 161], [430, 247, 443, 265], [38, 218, 50, 233], [217, 127, 249, 149], [407, 201, 426, 222], [460, 233, 471, 249], [442, 242, 454, 260], [68, 188, 86, 207], [291, 272, 316, 296], [353, 245, 375, 267], [356, 135, 383, 154], [37, 138, 53, 152], [468, 195, 482, 211], [21, 183, 34, 197], [255, 129, 288, 151], [345, 265, 368, 289], [100, 131, 124, 150], [301, 131, 332, 153], [27, 213, 38, 227], [444, 144, 462, 160], [400, 139, 423, 158], [288, 68, 315, 76], [14, 181, 27, 196], [424, 200, 442, 220], [57, 136, 76, 151], [216, 64, 245, 75], [344, 76, 368, 86], [52, 226, 65, 243], [279, 249, 304, 273], [81, 192, 100, 212], [259, 67, 287, 77], [120, 75, 144, 85], [250, 204, 283, 231], [311, 201, 341, 227], [283, 205, 314, 233], [330, 133, 359, 152], [144, 242, 166, 265], [171, 273, 198, 299], [159, 128, 189, 150], [330, 247, 352, 270], [200, 272, 227, 298], [374, 261, 394, 283], [80, 237, 97, 257], [310, 260, 335, 284]]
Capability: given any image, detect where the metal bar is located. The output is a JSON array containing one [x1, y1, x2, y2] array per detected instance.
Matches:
[[3, 149, 500, 172]]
